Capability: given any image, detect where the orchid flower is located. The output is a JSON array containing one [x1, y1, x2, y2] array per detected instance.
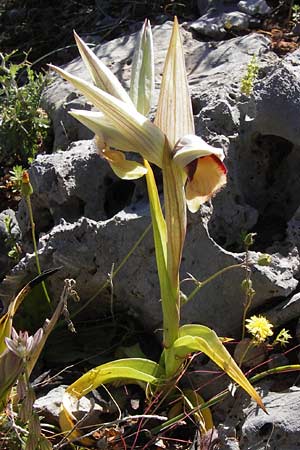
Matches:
[[173, 134, 227, 212]]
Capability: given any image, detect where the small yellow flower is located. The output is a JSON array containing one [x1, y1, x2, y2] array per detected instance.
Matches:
[[274, 328, 292, 347], [246, 315, 273, 344]]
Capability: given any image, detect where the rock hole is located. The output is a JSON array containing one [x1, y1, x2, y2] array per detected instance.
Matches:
[[228, 91, 237, 101], [191, 97, 202, 115], [239, 134, 298, 251], [210, 133, 300, 252], [58, 197, 85, 224], [104, 180, 135, 218], [258, 422, 273, 437], [34, 207, 54, 234]]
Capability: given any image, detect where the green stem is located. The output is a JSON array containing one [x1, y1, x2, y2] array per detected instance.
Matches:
[[25, 195, 51, 304], [250, 364, 300, 383], [242, 297, 251, 340], [238, 340, 254, 368], [242, 247, 252, 340], [161, 148, 186, 357], [186, 263, 243, 304]]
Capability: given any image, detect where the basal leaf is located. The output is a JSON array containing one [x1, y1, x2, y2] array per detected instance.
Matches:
[[59, 358, 163, 442], [164, 324, 265, 410]]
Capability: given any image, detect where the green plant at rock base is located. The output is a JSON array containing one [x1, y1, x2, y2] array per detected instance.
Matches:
[[240, 55, 259, 96], [50, 19, 265, 445], [0, 51, 50, 167], [3, 215, 22, 261]]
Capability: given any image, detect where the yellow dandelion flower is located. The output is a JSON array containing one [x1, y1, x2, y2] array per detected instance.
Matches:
[[246, 315, 273, 344]]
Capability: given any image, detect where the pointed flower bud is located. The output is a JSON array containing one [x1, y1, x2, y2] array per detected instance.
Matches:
[[243, 232, 256, 247], [21, 171, 33, 197]]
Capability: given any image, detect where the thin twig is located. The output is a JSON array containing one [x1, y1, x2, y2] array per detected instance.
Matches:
[[184, 263, 244, 304], [26, 195, 51, 304], [67, 221, 152, 321], [55, 414, 167, 449], [109, 263, 115, 323]]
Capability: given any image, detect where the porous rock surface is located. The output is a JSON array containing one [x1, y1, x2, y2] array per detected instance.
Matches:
[[222, 384, 300, 450], [2, 24, 300, 341], [240, 386, 300, 450]]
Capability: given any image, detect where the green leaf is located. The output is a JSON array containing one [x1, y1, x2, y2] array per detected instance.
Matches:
[[0, 269, 60, 357], [59, 358, 163, 442], [144, 160, 167, 263], [162, 146, 186, 289], [250, 364, 300, 384], [0, 350, 23, 412], [0, 312, 12, 356], [68, 358, 162, 395], [164, 324, 265, 410]]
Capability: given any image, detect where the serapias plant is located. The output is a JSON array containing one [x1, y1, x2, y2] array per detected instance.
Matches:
[[50, 18, 265, 443]]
